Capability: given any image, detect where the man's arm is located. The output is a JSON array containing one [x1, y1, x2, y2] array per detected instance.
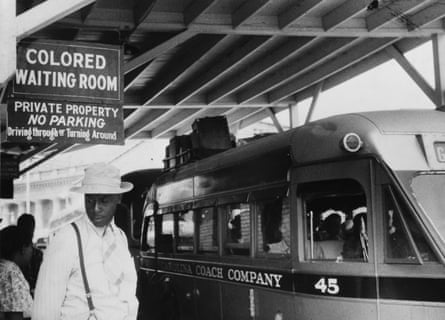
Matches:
[[32, 226, 76, 320]]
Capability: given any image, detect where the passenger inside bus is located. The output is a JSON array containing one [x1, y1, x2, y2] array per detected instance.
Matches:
[[383, 186, 438, 262], [342, 207, 368, 261], [259, 197, 290, 255], [385, 209, 412, 259], [266, 223, 290, 254], [225, 204, 250, 255], [313, 210, 345, 260], [302, 179, 368, 262], [228, 209, 242, 243]]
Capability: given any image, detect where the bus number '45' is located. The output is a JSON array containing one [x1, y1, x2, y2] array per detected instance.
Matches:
[[314, 277, 340, 295]]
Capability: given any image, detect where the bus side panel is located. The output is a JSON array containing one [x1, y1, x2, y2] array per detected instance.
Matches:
[[137, 269, 179, 320], [194, 278, 221, 320], [220, 284, 251, 320], [380, 302, 445, 320], [169, 274, 196, 320], [294, 296, 378, 320], [255, 289, 295, 320]]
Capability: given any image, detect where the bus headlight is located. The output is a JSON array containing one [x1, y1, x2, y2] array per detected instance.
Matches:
[[342, 133, 363, 153]]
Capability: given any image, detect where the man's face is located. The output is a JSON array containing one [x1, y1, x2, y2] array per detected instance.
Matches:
[[85, 194, 121, 227]]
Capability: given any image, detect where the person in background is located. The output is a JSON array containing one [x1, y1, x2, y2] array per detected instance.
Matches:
[[266, 223, 290, 254], [342, 207, 368, 261], [314, 210, 345, 260], [228, 209, 242, 243], [16, 214, 43, 296], [32, 163, 139, 320], [262, 198, 290, 255], [0, 226, 33, 320]]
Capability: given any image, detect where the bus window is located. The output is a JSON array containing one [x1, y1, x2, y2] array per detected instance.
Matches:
[[222, 203, 250, 255], [176, 210, 194, 252], [197, 207, 218, 254], [158, 213, 174, 253], [300, 179, 367, 262], [141, 202, 157, 253], [383, 185, 437, 263], [257, 197, 290, 256], [144, 215, 155, 253], [410, 174, 444, 258]]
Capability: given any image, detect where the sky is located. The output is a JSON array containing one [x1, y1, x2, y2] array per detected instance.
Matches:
[[309, 40, 435, 119], [268, 40, 435, 128]]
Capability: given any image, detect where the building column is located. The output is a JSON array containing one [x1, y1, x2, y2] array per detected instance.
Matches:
[[33, 200, 44, 232], [18, 201, 27, 215], [0, 0, 15, 88]]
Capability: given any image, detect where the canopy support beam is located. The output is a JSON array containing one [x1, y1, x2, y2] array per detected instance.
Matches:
[[433, 34, 445, 108], [16, 0, 96, 40], [266, 107, 284, 133], [305, 81, 323, 124], [385, 45, 436, 106]]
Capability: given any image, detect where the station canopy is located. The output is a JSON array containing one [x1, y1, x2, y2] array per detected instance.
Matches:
[[1, 0, 445, 174]]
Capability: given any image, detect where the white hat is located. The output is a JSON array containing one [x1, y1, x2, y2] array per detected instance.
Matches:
[[320, 209, 346, 224], [352, 206, 367, 218], [70, 163, 133, 194]]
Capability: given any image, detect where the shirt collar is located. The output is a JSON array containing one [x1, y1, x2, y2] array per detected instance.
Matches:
[[84, 214, 116, 237]]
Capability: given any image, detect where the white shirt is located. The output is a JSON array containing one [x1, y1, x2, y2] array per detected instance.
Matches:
[[32, 214, 138, 320]]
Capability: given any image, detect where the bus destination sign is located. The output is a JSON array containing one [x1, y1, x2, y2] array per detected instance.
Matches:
[[434, 142, 445, 163]]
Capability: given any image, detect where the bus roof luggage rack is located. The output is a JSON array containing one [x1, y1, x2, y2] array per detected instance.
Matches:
[[191, 116, 232, 150], [163, 135, 192, 170], [163, 116, 233, 170]]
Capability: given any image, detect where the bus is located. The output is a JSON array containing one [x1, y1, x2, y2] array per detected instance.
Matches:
[[136, 110, 445, 320], [119, 169, 163, 254]]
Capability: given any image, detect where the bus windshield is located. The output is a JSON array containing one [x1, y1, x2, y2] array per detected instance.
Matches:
[[410, 173, 445, 243]]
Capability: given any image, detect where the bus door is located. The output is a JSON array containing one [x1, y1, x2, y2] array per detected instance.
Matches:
[[140, 204, 223, 320], [155, 207, 223, 320], [294, 159, 378, 320], [374, 166, 445, 320], [164, 210, 196, 320], [194, 206, 222, 320], [139, 208, 196, 320]]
